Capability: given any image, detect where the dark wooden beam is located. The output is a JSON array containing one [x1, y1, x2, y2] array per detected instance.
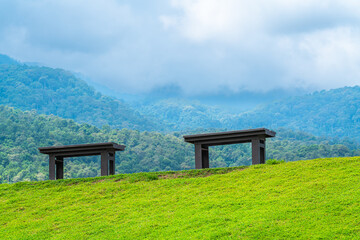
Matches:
[[184, 128, 275, 144]]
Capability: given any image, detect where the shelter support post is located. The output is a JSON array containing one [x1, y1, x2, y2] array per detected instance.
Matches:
[[49, 155, 56, 180], [101, 151, 109, 176], [109, 151, 115, 175], [55, 157, 64, 179], [195, 144, 209, 169], [252, 138, 265, 165]]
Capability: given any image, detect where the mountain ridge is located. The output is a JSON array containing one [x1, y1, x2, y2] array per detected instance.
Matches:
[[226, 86, 360, 139], [0, 61, 159, 131], [1, 53, 360, 140]]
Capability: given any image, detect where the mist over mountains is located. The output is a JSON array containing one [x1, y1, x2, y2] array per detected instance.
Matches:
[[1, 54, 360, 141]]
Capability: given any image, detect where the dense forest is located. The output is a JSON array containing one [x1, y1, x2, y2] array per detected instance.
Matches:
[[1, 105, 359, 183]]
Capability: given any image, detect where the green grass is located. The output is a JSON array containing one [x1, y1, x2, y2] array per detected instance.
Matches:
[[1, 157, 360, 239]]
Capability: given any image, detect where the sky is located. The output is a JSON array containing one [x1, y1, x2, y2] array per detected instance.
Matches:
[[0, 0, 360, 96]]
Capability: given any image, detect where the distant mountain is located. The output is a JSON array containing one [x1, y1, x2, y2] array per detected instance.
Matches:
[[132, 86, 360, 140], [225, 86, 360, 140], [0, 54, 18, 65], [0, 59, 159, 131], [2, 54, 360, 141]]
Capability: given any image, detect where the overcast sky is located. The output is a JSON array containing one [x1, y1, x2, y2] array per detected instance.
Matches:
[[1, 0, 360, 95]]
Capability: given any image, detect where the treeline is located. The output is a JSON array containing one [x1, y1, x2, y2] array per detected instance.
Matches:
[[1, 105, 359, 183]]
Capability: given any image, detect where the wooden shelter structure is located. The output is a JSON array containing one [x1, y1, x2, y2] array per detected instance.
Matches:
[[39, 142, 125, 180], [183, 128, 276, 169]]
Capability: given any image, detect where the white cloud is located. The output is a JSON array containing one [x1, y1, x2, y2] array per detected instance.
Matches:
[[162, 0, 360, 42], [160, 0, 258, 42], [13, 0, 134, 53], [159, 0, 360, 93], [280, 27, 360, 90]]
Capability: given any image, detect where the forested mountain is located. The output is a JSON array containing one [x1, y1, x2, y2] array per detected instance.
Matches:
[[0, 54, 18, 65], [133, 86, 360, 140], [0, 61, 158, 131], [2, 54, 360, 140], [225, 87, 360, 140], [1, 105, 359, 183], [0, 54, 227, 132]]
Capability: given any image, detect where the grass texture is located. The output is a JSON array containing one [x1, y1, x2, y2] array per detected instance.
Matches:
[[1, 157, 360, 239]]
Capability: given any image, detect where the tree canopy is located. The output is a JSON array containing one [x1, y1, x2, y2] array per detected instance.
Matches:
[[1, 106, 359, 183]]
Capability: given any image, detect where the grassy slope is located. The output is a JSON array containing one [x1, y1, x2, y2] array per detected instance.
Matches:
[[1, 157, 360, 239]]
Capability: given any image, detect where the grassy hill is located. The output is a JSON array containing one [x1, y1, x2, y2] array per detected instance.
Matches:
[[1, 157, 360, 239]]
